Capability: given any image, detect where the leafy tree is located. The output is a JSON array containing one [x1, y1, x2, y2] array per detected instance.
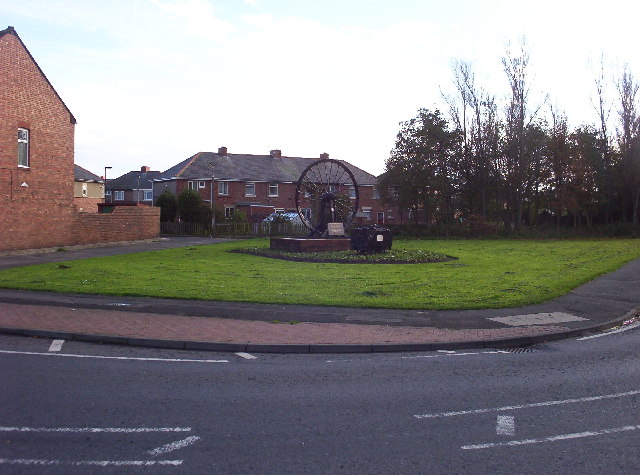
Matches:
[[155, 191, 178, 222], [178, 189, 204, 223], [379, 108, 461, 229]]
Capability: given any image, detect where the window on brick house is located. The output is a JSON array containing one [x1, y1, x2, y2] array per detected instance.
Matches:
[[18, 128, 29, 167], [218, 181, 229, 195], [372, 188, 380, 199], [348, 186, 356, 199], [245, 182, 256, 197], [224, 206, 235, 219], [114, 190, 125, 200], [268, 183, 278, 197], [188, 181, 199, 190], [144, 190, 153, 201]]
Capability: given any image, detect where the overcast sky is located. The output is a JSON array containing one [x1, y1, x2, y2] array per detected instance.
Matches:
[[2, 0, 638, 179]]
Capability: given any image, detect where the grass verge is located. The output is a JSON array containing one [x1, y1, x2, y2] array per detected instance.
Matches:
[[0, 238, 638, 310]]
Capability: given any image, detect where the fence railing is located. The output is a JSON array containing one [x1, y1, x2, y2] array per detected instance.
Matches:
[[160, 221, 309, 238]]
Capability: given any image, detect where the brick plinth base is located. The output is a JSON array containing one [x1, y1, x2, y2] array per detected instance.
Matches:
[[270, 237, 351, 252]]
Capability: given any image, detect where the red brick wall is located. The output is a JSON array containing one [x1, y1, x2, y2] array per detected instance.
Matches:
[[73, 205, 160, 245], [0, 30, 159, 252], [74, 197, 102, 213]]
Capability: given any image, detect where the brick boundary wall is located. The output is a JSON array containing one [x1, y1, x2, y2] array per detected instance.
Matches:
[[73, 205, 160, 245], [73, 197, 102, 213], [0, 205, 159, 252]]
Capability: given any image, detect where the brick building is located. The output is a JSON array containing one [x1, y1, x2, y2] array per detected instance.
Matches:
[[0, 26, 159, 252], [106, 166, 161, 205], [73, 164, 104, 213], [153, 147, 395, 225]]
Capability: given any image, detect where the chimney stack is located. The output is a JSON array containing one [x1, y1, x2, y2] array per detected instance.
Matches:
[[141, 165, 150, 173], [320, 153, 329, 159], [270, 149, 282, 159], [218, 146, 228, 156]]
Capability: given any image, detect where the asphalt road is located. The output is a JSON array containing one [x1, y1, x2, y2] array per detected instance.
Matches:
[[2, 323, 640, 474]]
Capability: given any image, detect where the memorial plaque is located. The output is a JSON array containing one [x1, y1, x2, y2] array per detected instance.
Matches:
[[328, 222, 345, 236]]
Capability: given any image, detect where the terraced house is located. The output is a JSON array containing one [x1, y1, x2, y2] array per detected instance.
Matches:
[[153, 147, 394, 225]]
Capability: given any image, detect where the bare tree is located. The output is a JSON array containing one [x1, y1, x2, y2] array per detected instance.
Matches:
[[616, 64, 640, 223], [590, 54, 615, 223]]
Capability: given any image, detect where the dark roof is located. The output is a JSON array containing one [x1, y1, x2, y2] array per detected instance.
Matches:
[[74, 164, 102, 182], [107, 170, 162, 190], [1, 26, 76, 124], [156, 152, 377, 186]]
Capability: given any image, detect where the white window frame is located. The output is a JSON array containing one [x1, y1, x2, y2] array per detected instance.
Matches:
[[268, 183, 279, 197], [362, 207, 372, 220], [105, 190, 112, 196], [198, 181, 205, 189], [224, 206, 235, 219], [188, 181, 199, 191], [114, 190, 125, 201], [348, 186, 356, 199], [143, 190, 153, 201], [18, 128, 29, 168], [372, 187, 380, 199], [245, 182, 256, 197], [218, 181, 229, 195]]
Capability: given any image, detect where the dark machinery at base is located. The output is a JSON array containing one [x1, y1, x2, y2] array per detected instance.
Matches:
[[351, 225, 393, 253]]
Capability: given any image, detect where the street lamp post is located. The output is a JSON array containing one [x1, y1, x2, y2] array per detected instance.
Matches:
[[104, 166, 112, 203], [209, 163, 215, 237]]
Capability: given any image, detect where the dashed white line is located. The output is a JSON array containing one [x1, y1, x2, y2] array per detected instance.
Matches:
[[496, 415, 515, 436], [414, 388, 640, 419], [0, 458, 182, 466], [235, 352, 258, 360], [402, 350, 510, 360], [462, 424, 640, 450], [48, 340, 64, 352], [147, 436, 201, 456], [577, 322, 640, 340], [0, 349, 228, 363], [0, 426, 191, 433]]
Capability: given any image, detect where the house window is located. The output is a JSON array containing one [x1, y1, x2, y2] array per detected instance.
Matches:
[[105, 190, 112, 197], [18, 128, 29, 167], [408, 208, 415, 219], [218, 181, 229, 195], [114, 190, 125, 201], [245, 182, 256, 197], [348, 186, 356, 199], [373, 188, 380, 199], [300, 208, 311, 220], [144, 190, 153, 201], [268, 183, 279, 197], [199, 181, 205, 189], [224, 206, 235, 219], [81, 183, 88, 197], [188, 181, 199, 190], [362, 207, 371, 220]]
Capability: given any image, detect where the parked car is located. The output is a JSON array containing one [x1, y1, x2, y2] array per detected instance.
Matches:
[[262, 212, 304, 225]]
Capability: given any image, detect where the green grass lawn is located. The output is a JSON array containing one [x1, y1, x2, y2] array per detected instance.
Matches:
[[1, 238, 639, 310]]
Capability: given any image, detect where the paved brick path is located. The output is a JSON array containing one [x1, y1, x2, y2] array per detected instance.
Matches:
[[0, 302, 572, 345]]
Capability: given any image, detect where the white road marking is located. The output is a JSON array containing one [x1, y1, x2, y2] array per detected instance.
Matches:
[[0, 458, 182, 466], [488, 312, 587, 326], [235, 352, 258, 360], [414, 388, 640, 419], [48, 340, 64, 352], [462, 424, 640, 450], [577, 322, 640, 340], [402, 350, 510, 359], [147, 436, 201, 456], [0, 426, 191, 433], [0, 349, 228, 363], [496, 415, 515, 436]]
